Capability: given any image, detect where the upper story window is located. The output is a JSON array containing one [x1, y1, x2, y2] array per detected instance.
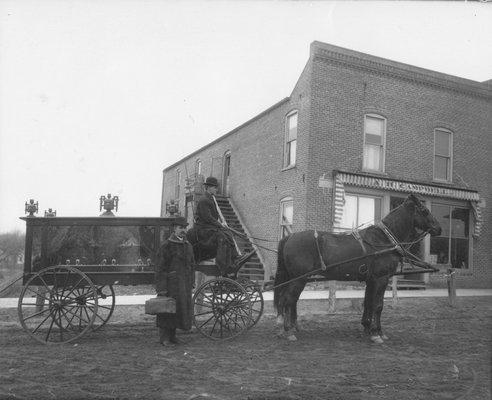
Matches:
[[175, 169, 181, 199], [195, 159, 202, 176], [434, 128, 453, 182], [363, 114, 386, 172], [284, 111, 297, 168], [279, 197, 293, 238]]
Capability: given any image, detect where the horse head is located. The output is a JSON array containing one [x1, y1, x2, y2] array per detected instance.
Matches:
[[405, 194, 441, 236]]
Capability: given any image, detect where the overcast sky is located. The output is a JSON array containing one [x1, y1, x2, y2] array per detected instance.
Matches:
[[0, 1, 491, 233]]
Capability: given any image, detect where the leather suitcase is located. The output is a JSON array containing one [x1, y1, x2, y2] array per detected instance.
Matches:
[[145, 296, 176, 315]]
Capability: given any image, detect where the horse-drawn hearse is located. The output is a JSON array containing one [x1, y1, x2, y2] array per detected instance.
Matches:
[[14, 193, 441, 345], [16, 197, 263, 344]]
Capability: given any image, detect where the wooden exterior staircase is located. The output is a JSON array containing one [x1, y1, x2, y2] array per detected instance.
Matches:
[[214, 195, 265, 283]]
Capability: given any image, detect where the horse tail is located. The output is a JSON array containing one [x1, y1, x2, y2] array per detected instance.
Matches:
[[273, 235, 289, 312]]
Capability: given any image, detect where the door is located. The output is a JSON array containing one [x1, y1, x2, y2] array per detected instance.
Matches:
[[222, 152, 231, 196]]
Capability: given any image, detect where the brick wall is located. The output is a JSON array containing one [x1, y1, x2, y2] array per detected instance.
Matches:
[[307, 44, 492, 287], [162, 41, 492, 287]]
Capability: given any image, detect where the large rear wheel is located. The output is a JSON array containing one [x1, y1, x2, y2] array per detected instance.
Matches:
[[91, 284, 115, 331], [18, 266, 98, 344]]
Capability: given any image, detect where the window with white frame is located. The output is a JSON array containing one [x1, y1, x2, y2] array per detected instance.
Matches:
[[430, 203, 469, 268], [195, 159, 202, 176], [175, 169, 181, 199], [279, 198, 293, 238], [340, 194, 382, 230], [363, 114, 386, 172], [434, 128, 452, 182], [284, 111, 297, 168]]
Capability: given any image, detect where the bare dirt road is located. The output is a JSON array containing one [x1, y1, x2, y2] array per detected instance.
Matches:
[[0, 296, 490, 400]]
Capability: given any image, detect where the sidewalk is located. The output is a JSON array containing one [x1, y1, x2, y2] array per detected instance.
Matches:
[[1, 288, 491, 308]]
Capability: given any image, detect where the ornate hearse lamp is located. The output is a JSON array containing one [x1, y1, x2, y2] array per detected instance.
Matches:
[[166, 199, 180, 216], [99, 193, 119, 217], [44, 208, 57, 217], [25, 199, 38, 217]]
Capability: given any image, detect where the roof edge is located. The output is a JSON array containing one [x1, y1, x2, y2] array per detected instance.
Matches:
[[163, 97, 290, 172], [310, 41, 492, 98]]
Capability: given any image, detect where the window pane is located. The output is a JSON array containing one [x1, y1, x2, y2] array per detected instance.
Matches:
[[287, 113, 297, 140], [282, 202, 293, 225], [432, 204, 450, 237], [363, 144, 381, 170], [365, 133, 382, 145], [341, 195, 358, 229], [434, 156, 449, 180], [451, 207, 469, 238], [451, 238, 468, 269], [430, 237, 449, 264], [365, 116, 383, 136], [287, 140, 296, 166], [435, 130, 450, 156], [358, 197, 376, 226]]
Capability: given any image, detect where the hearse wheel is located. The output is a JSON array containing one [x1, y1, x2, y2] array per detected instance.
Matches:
[[18, 266, 98, 344], [91, 284, 116, 331], [193, 277, 252, 340]]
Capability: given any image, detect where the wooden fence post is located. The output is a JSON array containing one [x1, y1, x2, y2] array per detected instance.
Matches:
[[391, 275, 398, 305], [328, 281, 336, 313], [447, 268, 456, 307]]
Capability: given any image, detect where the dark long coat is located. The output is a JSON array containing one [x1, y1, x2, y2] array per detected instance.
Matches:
[[155, 233, 194, 330], [187, 192, 238, 270]]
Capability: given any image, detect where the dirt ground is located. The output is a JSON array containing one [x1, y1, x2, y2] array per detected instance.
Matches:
[[0, 295, 490, 400]]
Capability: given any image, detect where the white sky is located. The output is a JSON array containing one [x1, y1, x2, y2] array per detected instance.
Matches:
[[0, 0, 491, 233]]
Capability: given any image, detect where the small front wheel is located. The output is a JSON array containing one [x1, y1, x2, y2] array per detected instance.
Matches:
[[193, 278, 252, 340]]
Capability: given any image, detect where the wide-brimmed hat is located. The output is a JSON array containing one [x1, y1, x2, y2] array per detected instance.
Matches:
[[204, 176, 219, 187], [172, 216, 189, 227]]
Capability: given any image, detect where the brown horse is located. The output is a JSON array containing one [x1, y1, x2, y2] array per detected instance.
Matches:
[[273, 194, 442, 343]]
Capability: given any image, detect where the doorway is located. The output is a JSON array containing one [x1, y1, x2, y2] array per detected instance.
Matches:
[[222, 151, 231, 196]]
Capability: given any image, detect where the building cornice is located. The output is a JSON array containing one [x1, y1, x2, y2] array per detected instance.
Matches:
[[311, 42, 492, 100], [334, 170, 480, 201]]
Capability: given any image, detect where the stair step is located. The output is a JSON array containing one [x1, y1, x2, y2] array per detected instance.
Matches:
[[214, 196, 265, 279]]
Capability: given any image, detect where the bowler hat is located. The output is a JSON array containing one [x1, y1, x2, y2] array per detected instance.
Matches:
[[204, 176, 219, 187], [172, 216, 189, 227]]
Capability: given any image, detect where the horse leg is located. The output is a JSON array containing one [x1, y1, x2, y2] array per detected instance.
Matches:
[[374, 276, 390, 340], [282, 280, 306, 341], [366, 277, 387, 344], [361, 279, 375, 336]]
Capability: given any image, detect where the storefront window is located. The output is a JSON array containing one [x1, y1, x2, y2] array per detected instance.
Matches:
[[430, 203, 469, 268], [340, 194, 381, 230]]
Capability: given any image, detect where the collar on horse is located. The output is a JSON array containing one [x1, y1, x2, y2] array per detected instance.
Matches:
[[376, 221, 405, 255], [351, 229, 368, 255]]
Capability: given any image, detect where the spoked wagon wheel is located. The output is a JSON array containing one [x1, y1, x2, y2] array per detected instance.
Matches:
[[236, 277, 264, 329], [193, 278, 252, 340], [18, 266, 98, 344], [90, 284, 115, 331]]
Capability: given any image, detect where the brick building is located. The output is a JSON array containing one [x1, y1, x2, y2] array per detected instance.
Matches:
[[161, 41, 492, 288]]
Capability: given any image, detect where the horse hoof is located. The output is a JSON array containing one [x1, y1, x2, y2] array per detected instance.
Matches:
[[286, 334, 297, 342], [370, 335, 384, 344]]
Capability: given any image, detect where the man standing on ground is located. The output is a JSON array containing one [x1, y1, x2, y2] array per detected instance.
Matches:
[[155, 217, 194, 345]]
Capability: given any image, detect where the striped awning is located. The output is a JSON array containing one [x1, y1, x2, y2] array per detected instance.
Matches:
[[333, 172, 483, 237], [337, 172, 480, 201]]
